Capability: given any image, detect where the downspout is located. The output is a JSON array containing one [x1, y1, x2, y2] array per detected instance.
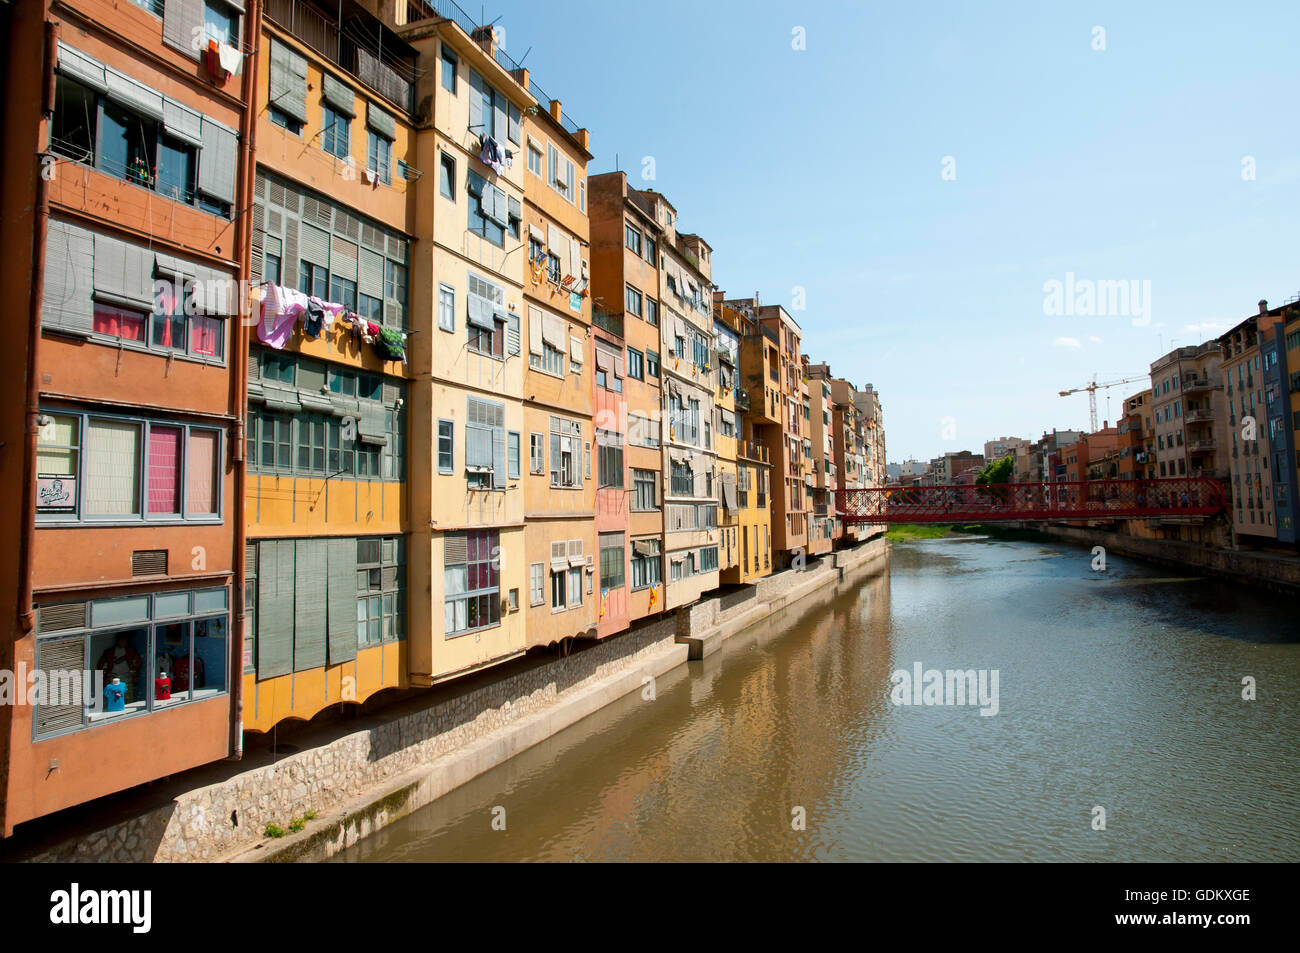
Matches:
[[229, 0, 262, 760], [19, 18, 58, 637]]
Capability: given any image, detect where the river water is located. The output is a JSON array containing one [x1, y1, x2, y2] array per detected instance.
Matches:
[[333, 536, 1300, 862]]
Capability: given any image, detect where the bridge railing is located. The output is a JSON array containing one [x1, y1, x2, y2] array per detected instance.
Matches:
[[837, 477, 1228, 524]]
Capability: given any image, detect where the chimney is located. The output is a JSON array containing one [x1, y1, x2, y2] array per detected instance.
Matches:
[[1259, 299, 1268, 314], [549, 99, 562, 124], [471, 25, 496, 58]]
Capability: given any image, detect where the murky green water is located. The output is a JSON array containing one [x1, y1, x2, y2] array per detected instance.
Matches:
[[333, 537, 1300, 862]]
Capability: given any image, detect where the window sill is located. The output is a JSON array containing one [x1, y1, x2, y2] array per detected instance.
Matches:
[[36, 687, 229, 742], [38, 516, 225, 528]]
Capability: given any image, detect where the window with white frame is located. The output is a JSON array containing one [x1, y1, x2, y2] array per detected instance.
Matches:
[[549, 415, 583, 488]]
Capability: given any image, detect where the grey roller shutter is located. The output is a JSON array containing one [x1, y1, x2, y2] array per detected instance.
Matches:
[[492, 96, 507, 146], [269, 40, 308, 124], [468, 70, 483, 136], [366, 101, 395, 140], [198, 118, 238, 205], [104, 66, 164, 120], [507, 102, 521, 144], [293, 539, 327, 671], [42, 219, 94, 336], [321, 73, 356, 118], [327, 537, 358, 664], [250, 203, 264, 282], [357, 404, 388, 445], [93, 233, 155, 310], [358, 248, 383, 297], [162, 0, 204, 58], [34, 637, 88, 737], [57, 42, 106, 91], [299, 223, 330, 268], [163, 98, 204, 146], [330, 236, 358, 281], [256, 540, 294, 679]]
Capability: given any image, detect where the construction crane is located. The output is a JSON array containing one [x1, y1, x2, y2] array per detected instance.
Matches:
[[1058, 375, 1148, 432]]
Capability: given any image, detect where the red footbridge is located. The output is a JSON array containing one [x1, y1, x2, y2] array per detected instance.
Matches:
[[836, 478, 1229, 524]]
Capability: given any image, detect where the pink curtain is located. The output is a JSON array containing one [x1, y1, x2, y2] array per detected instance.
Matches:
[[147, 426, 181, 515], [92, 304, 145, 341], [190, 315, 221, 357], [187, 430, 218, 515]]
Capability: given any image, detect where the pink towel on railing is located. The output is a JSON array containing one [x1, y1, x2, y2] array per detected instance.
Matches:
[[257, 285, 309, 350]]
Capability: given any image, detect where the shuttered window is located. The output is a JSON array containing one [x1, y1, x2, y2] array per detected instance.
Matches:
[[466, 396, 505, 489]]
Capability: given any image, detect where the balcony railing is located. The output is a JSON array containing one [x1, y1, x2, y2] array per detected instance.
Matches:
[[265, 0, 416, 113], [1185, 408, 1214, 423], [1182, 377, 1217, 393], [592, 309, 623, 338]]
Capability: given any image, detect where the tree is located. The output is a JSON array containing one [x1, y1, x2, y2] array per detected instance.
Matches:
[[975, 455, 1014, 485]]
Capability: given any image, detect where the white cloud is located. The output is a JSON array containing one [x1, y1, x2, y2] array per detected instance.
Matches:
[[1182, 320, 1231, 336], [1052, 336, 1083, 349], [1088, 335, 1103, 344]]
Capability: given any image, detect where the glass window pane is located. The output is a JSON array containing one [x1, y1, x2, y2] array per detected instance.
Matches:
[[85, 419, 141, 516]]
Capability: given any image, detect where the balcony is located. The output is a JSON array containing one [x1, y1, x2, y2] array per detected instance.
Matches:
[[592, 309, 624, 338], [266, 0, 417, 113], [1182, 377, 1217, 393], [1187, 439, 1217, 453], [761, 324, 779, 345], [1185, 408, 1214, 423], [734, 388, 750, 412]]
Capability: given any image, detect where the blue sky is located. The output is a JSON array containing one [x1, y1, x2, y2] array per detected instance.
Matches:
[[485, 0, 1300, 461]]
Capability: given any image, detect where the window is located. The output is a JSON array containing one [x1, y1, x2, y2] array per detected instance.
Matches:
[[37, 412, 223, 522], [626, 348, 644, 381], [625, 223, 642, 255], [628, 413, 660, 448], [647, 350, 660, 378], [508, 431, 520, 480], [33, 587, 229, 739], [625, 285, 643, 318], [438, 283, 455, 332], [467, 170, 506, 246], [633, 469, 658, 510], [631, 538, 662, 590], [700, 546, 718, 572], [546, 142, 575, 202], [529, 432, 545, 474], [357, 536, 405, 646], [465, 396, 505, 489], [440, 152, 456, 199], [529, 562, 544, 606], [468, 272, 505, 358], [671, 459, 692, 496], [367, 131, 392, 185], [322, 104, 350, 159], [644, 236, 657, 266], [385, 260, 408, 329], [531, 342, 565, 376], [437, 420, 454, 473], [549, 416, 583, 488], [269, 106, 303, 135], [599, 533, 625, 590], [528, 140, 544, 177], [440, 43, 457, 93], [203, 0, 237, 45], [598, 429, 624, 488], [329, 273, 357, 313], [645, 299, 658, 327], [299, 261, 327, 299], [444, 530, 499, 636]]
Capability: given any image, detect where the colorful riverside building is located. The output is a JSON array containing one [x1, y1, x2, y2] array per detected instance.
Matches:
[[649, 194, 721, 609], [715, 296, 773, 583], [725, 296, 808, 568], [1218, 300, 1292, 546], [242, 0, 416, 729], [806, 366, 881, 546], [804, 359, 837, 555], [514, 82, 597, 648], [0, 0, 253, 832], [587, 172, 666, 636], [711, 299, 746, 580]]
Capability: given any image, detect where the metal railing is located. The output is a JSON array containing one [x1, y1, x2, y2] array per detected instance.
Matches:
[[593, 309, 623, 338], [265, 0, 416, 114]]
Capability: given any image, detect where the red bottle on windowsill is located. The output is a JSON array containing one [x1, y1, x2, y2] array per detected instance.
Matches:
[[155, 672, 171, 701]]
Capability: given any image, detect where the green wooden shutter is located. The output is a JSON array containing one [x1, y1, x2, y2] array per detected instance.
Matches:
[[327, 537, 358, 664], [256, 540, 294, 678], [293, 539, 327, 671]]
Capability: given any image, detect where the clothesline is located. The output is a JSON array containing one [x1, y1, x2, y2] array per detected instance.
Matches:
[[255, 283, 408, 364]]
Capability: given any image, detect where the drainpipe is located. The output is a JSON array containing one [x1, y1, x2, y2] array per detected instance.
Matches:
[[228, 0, 262, 760], [19, 19, 58, 637]]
